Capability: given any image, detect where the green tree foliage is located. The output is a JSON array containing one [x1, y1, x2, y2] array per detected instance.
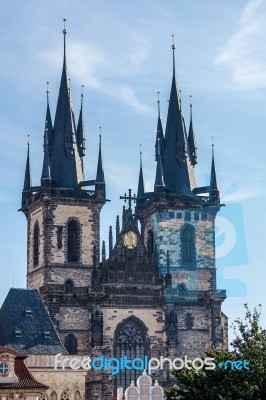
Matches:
[[165, 304, 266, 400]]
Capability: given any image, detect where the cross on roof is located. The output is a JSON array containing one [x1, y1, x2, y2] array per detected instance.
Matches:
[[120, 189, 136, 210]]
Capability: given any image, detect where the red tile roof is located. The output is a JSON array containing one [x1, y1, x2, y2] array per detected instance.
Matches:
[[0, 345, 49, 390]]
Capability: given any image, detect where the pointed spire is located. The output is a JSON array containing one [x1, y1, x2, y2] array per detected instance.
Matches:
[[116, 215, 120, 243], [102, 241, 106, 262], [76, 85, 86, 159], [23, 137, 32, 191], [155, 92, 165, 164], [137, 145, 145, 198], [188, 96, 197, 166], [163, 36, 195, 194], [50, 19, 83, 188], [209, 138, 219, 203], [45, 82, 54, 160], [96, 128, 105, 184], [154, 138, 165, 191], [41, 121, 51, 185]]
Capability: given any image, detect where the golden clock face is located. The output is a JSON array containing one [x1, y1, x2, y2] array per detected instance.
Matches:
[[123, 231, 137, 249]]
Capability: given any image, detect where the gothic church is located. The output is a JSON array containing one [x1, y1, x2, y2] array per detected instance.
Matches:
[[10, 26, 227, 399]]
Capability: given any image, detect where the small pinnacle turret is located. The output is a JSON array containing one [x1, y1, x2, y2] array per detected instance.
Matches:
[[109, 226, 113, 255], [76, 85, 86, 160], [154, 139, 165, 192], [41, 122, 51, 185], [96, 131, 105, 185], [137, 147, 145, 198], [188, 96, 197, 166], [45, 83, 54, 160], [102, 241, 106, 262], [23, 140, 32, 192], [155, 92, 165, 164], [209, 141, 219, 203]]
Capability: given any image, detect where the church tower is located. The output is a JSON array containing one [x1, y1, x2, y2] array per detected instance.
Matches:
[[21, 23, 106, 354], [136, 41, 227, 358]]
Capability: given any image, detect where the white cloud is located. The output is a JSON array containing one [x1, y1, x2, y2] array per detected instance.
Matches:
[[215, 0, 266, 89], [39, 39, 153, 114]]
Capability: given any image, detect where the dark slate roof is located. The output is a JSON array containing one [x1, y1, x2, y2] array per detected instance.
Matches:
[[0, 345, 48, 389], [0, 288, 67, 355]]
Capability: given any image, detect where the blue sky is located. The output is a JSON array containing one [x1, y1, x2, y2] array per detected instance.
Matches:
[[0, 0, 266, 342]]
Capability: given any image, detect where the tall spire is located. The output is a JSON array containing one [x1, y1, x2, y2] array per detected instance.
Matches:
[[23, 137, 32, 191], [209, 138, 219, 203], [96, 129, 105, 184], [188, 96, 197, 166], [41, 121, 51, 185], [155, 92, 165, 164], [50, 19, 83, 188], [163, 36, 196, 194], [76, 85, 86, 159]]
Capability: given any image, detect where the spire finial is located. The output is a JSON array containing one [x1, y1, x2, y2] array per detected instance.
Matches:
[[171, 34, 176, 76], [190, 94, 193, 118], [27, 134, 30, 147], [140, 144, 142, 167], [62, 18, 67, 60], [46, 81, 50, 104], [157, 91, 161, 117], [212, 136, 214, 156]]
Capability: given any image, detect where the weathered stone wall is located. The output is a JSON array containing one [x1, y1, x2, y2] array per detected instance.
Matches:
[[144, 209, 216, 275]]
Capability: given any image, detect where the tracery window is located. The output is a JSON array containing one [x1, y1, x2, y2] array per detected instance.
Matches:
[[114, 317, 149, 390], [33, 222, 39, 266], [67, 220, 80, 262], [60, 391, 70, 400]]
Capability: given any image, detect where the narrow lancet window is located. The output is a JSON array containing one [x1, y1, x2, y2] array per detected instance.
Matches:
[[67, 220, 79, 262], [33, 222, 39, 266]]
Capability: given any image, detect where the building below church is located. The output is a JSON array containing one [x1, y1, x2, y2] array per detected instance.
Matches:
[[0, 25, 228, 400]]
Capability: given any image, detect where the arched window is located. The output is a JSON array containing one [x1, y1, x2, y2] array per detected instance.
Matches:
[[67, 220, 80, 262], [39, 394, 47, 400], [33, 222, 39, 266], [65, 334, 78, 355], [181, 224, 195, 264], [51, 392, 57, 400], [114, 317, 149, 391]]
